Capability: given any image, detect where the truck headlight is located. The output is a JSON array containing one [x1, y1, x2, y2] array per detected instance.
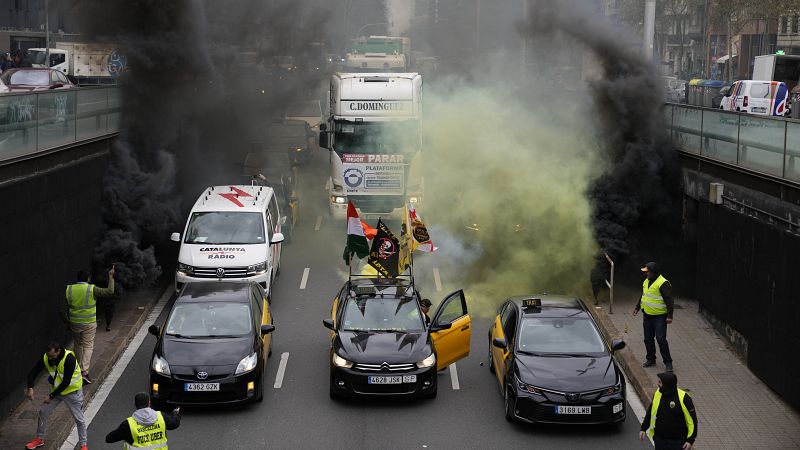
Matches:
[[332, 353, 353, 368], [416, 353, 436, 368], [152, 355, 171, 376], [331, 195, 347, 204], [177, 263, 194, 275], [235, 352, 258, 375], [408, 196, 420, 204], [247, 261, 268, 275]]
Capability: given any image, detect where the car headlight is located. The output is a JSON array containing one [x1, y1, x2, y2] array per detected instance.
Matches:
[[177, 263, 194, 275], [332, 352, 353, 368], [331, 195, 347, 204], [152, 355, 171, 376], [416, 353, 436, 368], [516, 376, 543, 395], [602, 380, 623, 396], [295, 147, 303, 152], [247, 261, 268, 275], [235, 352, 258, 375]]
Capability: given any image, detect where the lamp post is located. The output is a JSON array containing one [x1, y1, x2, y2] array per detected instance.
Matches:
[[44, 0, 50, 65]]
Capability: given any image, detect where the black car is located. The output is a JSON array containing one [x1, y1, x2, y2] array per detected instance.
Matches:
[[488, 295, 627, 424], [265, 119, 314, 165], [148, 281, 275, 408], [323, 277, 472, 399]]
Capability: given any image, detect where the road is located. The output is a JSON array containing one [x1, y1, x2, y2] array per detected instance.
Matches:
[[77, 149, 647, 449]]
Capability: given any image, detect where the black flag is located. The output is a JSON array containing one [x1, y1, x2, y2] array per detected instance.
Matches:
[[368, 219, 399, 278]]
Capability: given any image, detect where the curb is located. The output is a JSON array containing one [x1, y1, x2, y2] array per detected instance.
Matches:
[[588, 304, 655, 408]]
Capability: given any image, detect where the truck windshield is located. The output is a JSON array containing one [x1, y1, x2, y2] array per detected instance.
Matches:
[[333, 120, 418, 155], [184, 212, 265, 245]]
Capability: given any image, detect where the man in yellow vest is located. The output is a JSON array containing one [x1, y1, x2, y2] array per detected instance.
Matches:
[[640, 372, 698, 449], [65, 265, 116, 384], [24, 341, 87, 450], [105, 392, 181, 449], [632, 261, 674, 372]]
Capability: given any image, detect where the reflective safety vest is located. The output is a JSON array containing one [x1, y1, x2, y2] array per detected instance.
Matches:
[[640, 275, 668, 315], [43, 350, 82, 396], [66, 283, 97, 324], [647, 388, 695, 439], [125, 412, 168, 450]]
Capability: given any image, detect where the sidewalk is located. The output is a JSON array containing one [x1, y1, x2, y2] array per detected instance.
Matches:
[[592, 283, 800, 449], [0, 284, 167, 450]]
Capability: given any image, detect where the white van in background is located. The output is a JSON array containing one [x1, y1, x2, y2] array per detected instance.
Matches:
[[721, 80, 789, 116], [171, 185, 284, 296]]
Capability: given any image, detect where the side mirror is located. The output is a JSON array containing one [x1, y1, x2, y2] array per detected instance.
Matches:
[[319, 123, 327, 132], [492, 337, 508, 349], [322, 318, 335, 330], [270, 233, 285, 244], [318, 131, 329, 149], [148, 325, 160, 337], [611, 339, 626, 352], [170, 232, 180, 242], [430, 322, 452, 332], [260, 324, 275, 335]]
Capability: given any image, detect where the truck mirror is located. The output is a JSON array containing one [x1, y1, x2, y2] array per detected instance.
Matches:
[[319, 132, 329, 149], [319, 123, 327, 132]]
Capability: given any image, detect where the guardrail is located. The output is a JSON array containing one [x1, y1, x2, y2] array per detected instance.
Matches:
[[664, 103, 800, 183], [0, 86, 121, 164]]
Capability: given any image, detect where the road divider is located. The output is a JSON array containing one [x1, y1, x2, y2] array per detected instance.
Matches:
[[274, 352, 290, 389], [433, 268, 442, 292], [314, 215, 323, 231], [300, 268, 310, 289], [449, 363, 460, 390]]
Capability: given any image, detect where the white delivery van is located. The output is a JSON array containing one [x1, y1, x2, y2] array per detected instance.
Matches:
[[171, 185, 285, 295], [722, 80, 789, 116]]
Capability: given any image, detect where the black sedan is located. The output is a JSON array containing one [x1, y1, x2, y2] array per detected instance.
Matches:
[[148, 281, 275, 408], [489, 295, 627, 424]]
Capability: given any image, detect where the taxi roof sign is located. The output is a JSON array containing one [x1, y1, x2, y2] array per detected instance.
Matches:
[[522, 298, 542, 308]]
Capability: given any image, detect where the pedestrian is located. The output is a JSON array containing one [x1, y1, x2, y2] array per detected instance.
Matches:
[[12, 49, 32, 68], [420, 298, 432, 326], [65, 264, 115, 384], [640, 372, 698, 450], [24, 341, 87, 450], [0, 52, 11, 72], [105, 392, 181, 449], [632, 261, 674, 372]]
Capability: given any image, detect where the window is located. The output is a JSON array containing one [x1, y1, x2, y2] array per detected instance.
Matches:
[[749, 83, 771, 98], [165, 302, 252, 338], [184, 212, 265, 244], [782, 16, 788, 34], [794, 16, 799, 34], [341, 297, 424, 332], [437, 295, 466, 324], [517, 318, 606, 355], [50, 53, 65, 67], [268, 196, 280, 234], [502, 307, 518, 343]]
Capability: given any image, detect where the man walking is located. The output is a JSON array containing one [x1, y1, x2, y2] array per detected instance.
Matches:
[[105, 392, 181, 448], [66, 265, 115, 384], [24, 341, 87, 450], [640, 372, 698, 449], [633, 261, 674, 372]]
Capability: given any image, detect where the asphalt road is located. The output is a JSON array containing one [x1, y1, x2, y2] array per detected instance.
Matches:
[[81, 149, 648, 450]]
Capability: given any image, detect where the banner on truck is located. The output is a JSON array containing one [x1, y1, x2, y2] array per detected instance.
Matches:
[[342, 153, 405, 195]]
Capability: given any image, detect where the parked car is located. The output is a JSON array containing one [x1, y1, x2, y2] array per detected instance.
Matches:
[[720, 80, 789, 116], [0, 68, 75, 91]]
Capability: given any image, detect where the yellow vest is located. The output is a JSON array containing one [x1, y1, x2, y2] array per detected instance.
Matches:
[[125, 412, 168, 450], [640, 275, 668, 315], [43, 349, 82, 396], [66, 283, 97, 324], [647, 388, 695, 439]]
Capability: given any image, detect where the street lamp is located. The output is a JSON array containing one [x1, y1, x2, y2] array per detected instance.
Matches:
[[354, 22, 390, 39], [45, 0, 50, 65]]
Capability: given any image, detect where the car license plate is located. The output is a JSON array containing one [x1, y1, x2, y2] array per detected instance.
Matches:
[[367, 375, 416, 384], [184, 383, 220, 391], [556, 405, 591, 414], [752, 107, 766, 113], [613, 402, 624, 414]]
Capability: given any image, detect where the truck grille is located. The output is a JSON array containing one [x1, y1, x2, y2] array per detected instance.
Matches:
[[190, 266, 250, 279]]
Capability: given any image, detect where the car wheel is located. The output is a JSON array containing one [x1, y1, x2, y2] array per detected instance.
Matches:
[[504, 385, 516, 422]]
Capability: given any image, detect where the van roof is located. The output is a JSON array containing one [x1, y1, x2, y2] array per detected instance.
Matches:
[[191, 185, 274, 213]]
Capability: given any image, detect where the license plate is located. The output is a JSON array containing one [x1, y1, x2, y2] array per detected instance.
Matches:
[[556, 405, 591, 414], [367, 375, 416, 384], [184, 383, 220, 391], [752, 107, 766, 113], [613, 402, 624, 414]]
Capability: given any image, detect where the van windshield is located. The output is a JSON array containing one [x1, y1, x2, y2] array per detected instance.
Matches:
[[184, 212, 265, 244]]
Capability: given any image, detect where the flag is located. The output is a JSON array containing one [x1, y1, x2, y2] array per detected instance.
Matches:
[[368, 219, 399, 278], [361, 220, 377, 239], [398, 205, 411, 274], [343, 201, 370, 265], [409, 203, 436, 252]]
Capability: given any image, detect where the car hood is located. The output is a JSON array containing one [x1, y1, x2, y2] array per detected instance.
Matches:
[[162, 336, 253, 366], [179, 243, 267, 267], [516, 354, 618, 392], [335, 331, 431, 364]]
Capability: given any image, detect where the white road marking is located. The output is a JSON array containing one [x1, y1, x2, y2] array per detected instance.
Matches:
[[449, 363, 460, 390], [274, 352, 290, 388], [314, 215, 323, 231], [433, 268, 442, 292], [60, 289, 173, 450], [299, 268, 310, 289]]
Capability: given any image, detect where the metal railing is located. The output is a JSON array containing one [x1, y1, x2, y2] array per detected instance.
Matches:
[[664, 103, 800, 183], [0, 86, 121, 164]]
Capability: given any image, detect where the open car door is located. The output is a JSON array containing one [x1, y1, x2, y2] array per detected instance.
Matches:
[[430, 289, 471, 371]]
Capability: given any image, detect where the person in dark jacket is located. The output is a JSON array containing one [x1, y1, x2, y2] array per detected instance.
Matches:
[[633, 261, 675, 372], [640, 372, 698, 449], [12, 49, 32, 68], [106, 392, 181, 447]]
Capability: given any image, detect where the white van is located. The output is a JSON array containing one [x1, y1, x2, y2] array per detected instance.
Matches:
[[721, 80, 789, 116], [171, 185, 285, 295]]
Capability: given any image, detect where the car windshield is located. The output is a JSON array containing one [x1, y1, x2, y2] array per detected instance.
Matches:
[[333, 120, 418, 155], [517, 317, 606, 355], [341, 296, 424, 332], [165, 301, 252, 338], [184, 212, 265, 244], [286, 102, 320, 117], [3, 70, 49, 86]]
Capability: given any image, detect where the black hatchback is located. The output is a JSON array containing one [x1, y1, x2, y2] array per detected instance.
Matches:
[[148, 281, 275, 408], [488, 295, 627, 424]]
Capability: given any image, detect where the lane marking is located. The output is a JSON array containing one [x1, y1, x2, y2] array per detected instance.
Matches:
[[299, 267, 310, 289], [274, 352, 290, 388], [314, 215, 322, 231], [449, 363, 460, 390], [60, 289, 173, 450], [433, 268, 442, 292]]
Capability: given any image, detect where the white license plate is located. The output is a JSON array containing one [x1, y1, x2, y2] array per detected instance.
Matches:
[[184, 383, 220, 391], [613, 402, 624, 414], [367, 375, 416, 384], [752, 107, 766, 113], [556, 405, 591, 414]]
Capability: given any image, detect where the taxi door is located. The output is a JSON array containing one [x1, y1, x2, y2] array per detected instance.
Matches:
[[253, 284, 273, 358], [430, 290, 471, 371], [491, 302, 516, 389]]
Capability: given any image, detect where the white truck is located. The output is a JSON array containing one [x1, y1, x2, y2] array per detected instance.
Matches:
[[344, 36, 410, 72], [753, 54, 800, 92], [28, 43, 126, 85], [319, 72, 423, 219]]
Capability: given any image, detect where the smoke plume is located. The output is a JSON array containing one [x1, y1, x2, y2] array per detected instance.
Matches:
[[386, 0, 412, 36]]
